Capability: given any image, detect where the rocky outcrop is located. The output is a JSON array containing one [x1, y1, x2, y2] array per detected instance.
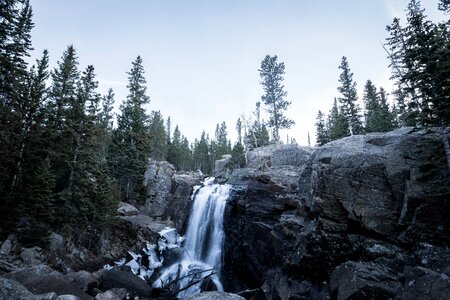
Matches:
[[223, 128, 450, 299], [142, 160, 202, 231]]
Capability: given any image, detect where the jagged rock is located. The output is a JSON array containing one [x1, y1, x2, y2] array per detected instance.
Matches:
[[142, 160, 176, 217], [402, 266, 450, 300], [185, 291, 245, 300], [214, 154, 233, 178], [330, 261, 402, 300], [99, 269, 152, 297], [0, 277, 37, 299], [117, 202, 138, 216], [223, 128, 450, 298], [300, 128, 450, 244]]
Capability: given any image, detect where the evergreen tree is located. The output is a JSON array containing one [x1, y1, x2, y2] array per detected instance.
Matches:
[[327, 98, 349, 141], [377, 87, 396, 132], [167, 125, 182, 169], [192, 131, 211, 174], [148, 111, 167, 161], [111, 56, 151, 203], [337, 56, 363, 135], [315, 110, 329, 146], [258, 55, 295, 141], [363, 80, 381, 133], [16, 158, 55, 247]]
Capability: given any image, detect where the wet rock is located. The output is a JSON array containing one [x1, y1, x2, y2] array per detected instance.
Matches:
[[0, 277, 37, 299], [185, 291, 245, 300], [99, 269, 152, 298], [117, 202, 138, 216]]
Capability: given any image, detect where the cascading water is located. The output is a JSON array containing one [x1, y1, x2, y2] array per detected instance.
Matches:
[[153, 177, 232, 298]]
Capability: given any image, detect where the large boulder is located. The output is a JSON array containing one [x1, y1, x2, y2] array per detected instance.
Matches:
[[3, 265, 92, 299], [99, 269, 152, 298]]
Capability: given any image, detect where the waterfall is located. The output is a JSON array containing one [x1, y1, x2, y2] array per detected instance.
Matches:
[[153, 177, 231, 298]]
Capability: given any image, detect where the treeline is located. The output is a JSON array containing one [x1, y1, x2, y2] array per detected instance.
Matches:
[[315, 0, 450, 146], [0, 0, 244, 248]]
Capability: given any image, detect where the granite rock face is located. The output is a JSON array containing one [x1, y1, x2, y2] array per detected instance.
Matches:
[[142, 160, 202, 231], [222, 128, 450, 299]]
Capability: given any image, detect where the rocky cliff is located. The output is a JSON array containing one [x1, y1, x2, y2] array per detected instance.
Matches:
[[222, 128, 450, 299]]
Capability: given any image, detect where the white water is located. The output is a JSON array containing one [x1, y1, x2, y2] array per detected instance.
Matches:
[[153, 177, 231, 298]]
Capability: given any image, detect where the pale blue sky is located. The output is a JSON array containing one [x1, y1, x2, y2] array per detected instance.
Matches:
[[28, 0, 444, 145]]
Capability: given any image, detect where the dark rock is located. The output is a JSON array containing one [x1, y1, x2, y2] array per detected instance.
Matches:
[[36, 292, 58, 299], [200, 276, 218, 292], [402, 266, 450, 300], [63, 270, 97, 293], [0, 277, 37, 300], [99, 269, 152, 297], [3, 265, 92, 300], [223, 128, 450, 299], [330, 261, 402, 300]]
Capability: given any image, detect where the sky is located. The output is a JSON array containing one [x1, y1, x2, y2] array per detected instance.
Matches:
[[27, 0, 445, 146]]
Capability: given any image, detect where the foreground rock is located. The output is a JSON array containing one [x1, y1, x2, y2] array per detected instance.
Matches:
[[223, 128, 450, 299], [99, 269, 152, 298]]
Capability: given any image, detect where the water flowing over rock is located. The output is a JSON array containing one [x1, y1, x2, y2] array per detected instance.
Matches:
[[154, 177, 232, 298]]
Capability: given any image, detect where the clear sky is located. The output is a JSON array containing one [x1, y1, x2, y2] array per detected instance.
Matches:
[[28, 0, 444, 146]]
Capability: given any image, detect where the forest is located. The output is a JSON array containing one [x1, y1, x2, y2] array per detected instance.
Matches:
[[0, 0, 449, 251]]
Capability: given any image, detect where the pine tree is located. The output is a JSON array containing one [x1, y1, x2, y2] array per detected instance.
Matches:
[[16, 158, 55, 247], [315, 110, 329, 146], [111, 56, 151, 203], [259, 55, 295, 142], [327, 98, 349, 141], [337, 56, 363, 135], [193, 131, 211, 174], [148, 111, 167, 161], [363, 80, 381, 133]]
